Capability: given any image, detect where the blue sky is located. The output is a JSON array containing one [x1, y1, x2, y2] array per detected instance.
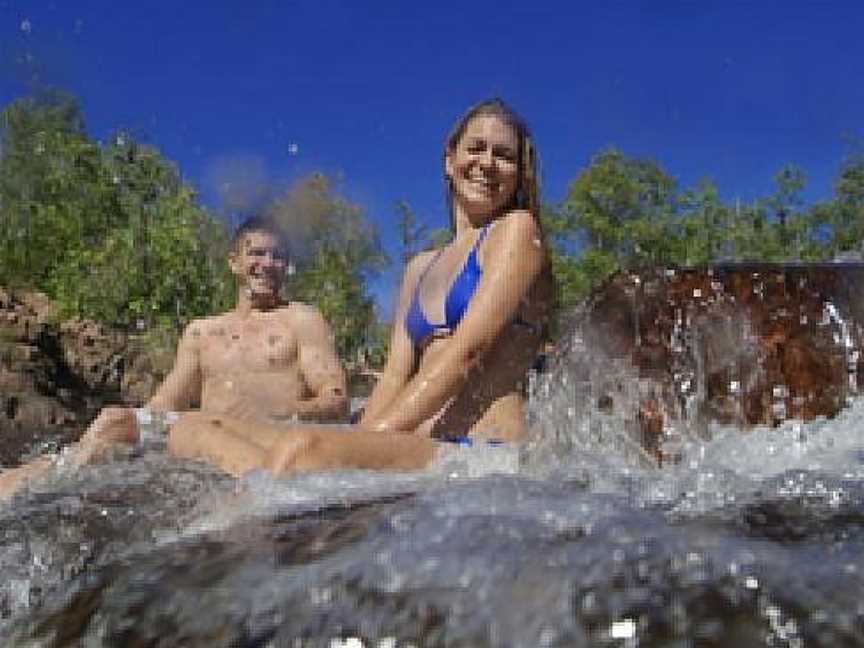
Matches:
[[2, 0, 863, 314]]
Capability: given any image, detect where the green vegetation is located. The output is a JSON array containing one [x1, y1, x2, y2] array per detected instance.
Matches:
[[0, 90, 234, 334], [2, 89, 864, 367], [0, 91, 387, 367], [266, 172, 387, 361], [542, 148, 864, 312]]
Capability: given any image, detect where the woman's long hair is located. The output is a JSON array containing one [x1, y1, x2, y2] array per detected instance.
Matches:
[[443, 98, 540, 234]]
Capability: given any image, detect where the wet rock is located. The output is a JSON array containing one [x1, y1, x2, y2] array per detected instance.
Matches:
[[0, 289, 160, 466], [0, 453, 234, 633], [7, 473, 864, 648], [534, 263, 864, 463]]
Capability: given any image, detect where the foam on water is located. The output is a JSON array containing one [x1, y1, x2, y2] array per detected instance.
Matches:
[[5, 390, 864, 644]]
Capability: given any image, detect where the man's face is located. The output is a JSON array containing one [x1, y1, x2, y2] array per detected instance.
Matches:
[[229, 231, 288, 300]]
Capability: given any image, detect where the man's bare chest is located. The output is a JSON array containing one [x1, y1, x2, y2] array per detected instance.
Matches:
[[199, 318, 300, 374]]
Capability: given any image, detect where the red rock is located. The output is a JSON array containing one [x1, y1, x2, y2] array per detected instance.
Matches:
[[555, 264, 864, 462]]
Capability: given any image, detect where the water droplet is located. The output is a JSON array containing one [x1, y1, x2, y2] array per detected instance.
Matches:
[[288, 142, 299, 156], [20, 18, 32, 34], [609, 618, 636, 639]]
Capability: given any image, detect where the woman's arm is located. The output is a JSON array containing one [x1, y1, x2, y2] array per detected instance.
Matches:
[[360, 251, 433, 423], [366, 211, 544, 433]]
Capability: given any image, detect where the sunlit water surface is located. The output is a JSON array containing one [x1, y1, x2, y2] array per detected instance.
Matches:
[[2, 376, 864, 646]]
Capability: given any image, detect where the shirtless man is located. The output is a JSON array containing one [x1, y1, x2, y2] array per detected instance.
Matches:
[[0, 216, 347, 496]]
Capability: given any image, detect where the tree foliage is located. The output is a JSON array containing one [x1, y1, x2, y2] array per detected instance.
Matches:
[[545, 147, 864, 311], [266, 173, 387, 360], [6, 89, 864, 366], [0, 91, 233, 333]]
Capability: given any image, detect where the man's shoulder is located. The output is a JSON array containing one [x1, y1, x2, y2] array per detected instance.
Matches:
[[277, 301, 326, 322], [183, 313, 233, 338]]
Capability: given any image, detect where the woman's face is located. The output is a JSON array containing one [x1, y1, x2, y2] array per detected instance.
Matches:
[[446, 114, 519, 219]]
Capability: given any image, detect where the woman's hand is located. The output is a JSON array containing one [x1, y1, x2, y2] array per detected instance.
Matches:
[[357, 413, 414, 435]]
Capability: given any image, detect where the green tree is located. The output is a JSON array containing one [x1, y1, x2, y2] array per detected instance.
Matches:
[[395, 200, 429, 266], [267, 173, 387, 360], [0, 90, 107, 286], [544, 149, 679, 307], [47, 133, 234, 330], [827, 153, 864, 256], [0, 90, 234, 334]]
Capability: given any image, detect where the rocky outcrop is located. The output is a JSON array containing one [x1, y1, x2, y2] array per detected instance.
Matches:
[[538, 263, 864, 463], [0, 288, 158, 466]]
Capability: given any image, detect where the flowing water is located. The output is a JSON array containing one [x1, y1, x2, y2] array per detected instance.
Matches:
[[4, 301, 864, 645]]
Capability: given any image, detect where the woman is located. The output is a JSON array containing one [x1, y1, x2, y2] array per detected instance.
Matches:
[[1, 98, 552, 486], [169, 97, 552, 475]]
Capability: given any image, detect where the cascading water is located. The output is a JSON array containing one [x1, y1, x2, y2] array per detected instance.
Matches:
[[3, 264, 864, 647]]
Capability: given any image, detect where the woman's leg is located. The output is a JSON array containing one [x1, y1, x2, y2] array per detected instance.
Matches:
[[266, 427, 438, 475], [167, 413, 437, 477]]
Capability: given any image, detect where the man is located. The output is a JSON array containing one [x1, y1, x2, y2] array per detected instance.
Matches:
[[0, 216, 347, 496]]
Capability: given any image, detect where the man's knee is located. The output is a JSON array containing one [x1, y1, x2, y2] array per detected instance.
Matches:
[[166, 418, 200, 458], [266, 431, 324, 475]]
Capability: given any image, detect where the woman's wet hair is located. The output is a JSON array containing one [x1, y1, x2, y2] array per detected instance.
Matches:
[[231, 216, 290, 259], [444, 98, 540, 233]]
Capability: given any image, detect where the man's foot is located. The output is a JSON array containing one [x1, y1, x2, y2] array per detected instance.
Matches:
[[0, 456, 55, 500]]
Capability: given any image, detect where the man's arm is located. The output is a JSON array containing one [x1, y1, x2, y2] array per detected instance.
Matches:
[[147, 321, 204, 412], [75, 321, 203, 452], [293, 306, 348, 420]]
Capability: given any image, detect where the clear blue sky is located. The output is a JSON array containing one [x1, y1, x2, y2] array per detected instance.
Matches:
[[2, 0, 863, 314]]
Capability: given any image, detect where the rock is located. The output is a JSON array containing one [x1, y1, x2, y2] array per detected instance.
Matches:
[[0, 289, 161, 466], [537, 263, 864, 463]]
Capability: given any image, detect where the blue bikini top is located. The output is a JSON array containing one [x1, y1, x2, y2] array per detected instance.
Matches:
[[404, 225, 490, 347]]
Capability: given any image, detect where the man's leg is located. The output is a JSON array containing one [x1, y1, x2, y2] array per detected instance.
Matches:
[[167, 413, 277, 477], [0, 407, 139, 500]]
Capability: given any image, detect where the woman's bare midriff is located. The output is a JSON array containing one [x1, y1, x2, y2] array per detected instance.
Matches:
[[419, 315, 544, 442]]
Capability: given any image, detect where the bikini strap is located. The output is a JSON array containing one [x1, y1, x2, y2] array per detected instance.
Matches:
[[467, 223, 491, 264], [478, 223, 491, 243]]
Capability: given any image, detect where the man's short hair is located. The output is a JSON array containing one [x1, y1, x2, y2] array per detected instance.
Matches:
[[231, 216, 290, 258]]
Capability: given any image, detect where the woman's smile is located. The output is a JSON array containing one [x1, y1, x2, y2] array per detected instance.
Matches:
[[447, 114, 519, 219]]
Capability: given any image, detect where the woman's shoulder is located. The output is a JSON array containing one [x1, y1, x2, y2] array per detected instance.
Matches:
[[482, 210, 543, 260], [489, 209, 539, 237]]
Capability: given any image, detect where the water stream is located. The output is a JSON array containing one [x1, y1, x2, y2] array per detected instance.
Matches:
[[3, 267, 864, 646]]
